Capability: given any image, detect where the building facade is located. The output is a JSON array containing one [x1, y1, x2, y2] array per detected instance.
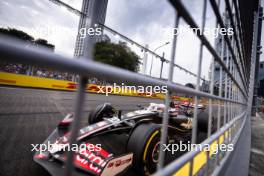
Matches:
[[211, 13, 232, 96], [259, 61, 264, 97]]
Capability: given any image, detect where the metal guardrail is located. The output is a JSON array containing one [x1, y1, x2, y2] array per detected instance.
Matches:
[[0, 0, 261, 176]]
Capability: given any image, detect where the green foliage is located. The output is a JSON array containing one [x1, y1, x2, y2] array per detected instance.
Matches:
[[0, 28, 55, 50], [34, 38, 55, 51], [0, 28, 34, 41], [94, 41, 140, 72]]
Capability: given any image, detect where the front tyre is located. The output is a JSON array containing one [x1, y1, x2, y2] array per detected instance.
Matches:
[[127, 123, 161, 175]]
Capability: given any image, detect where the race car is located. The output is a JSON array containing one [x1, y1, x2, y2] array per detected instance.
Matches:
[[34, 101, 213, 176]]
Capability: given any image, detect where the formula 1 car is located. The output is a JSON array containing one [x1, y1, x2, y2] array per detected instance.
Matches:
[[34, 101, 213, 176]]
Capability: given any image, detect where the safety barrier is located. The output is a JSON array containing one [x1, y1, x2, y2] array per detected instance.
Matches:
[[0, 0, 261, 175], [162, 111, 246, 176]]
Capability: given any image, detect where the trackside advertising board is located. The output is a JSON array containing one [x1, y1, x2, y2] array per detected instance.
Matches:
[[0, 72, 190, 101]]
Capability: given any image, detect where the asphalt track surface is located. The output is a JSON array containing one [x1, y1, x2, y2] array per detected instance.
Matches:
[[0, 86, 230, 176], [0, 87, 162, 176], [1, 86, 262, 176], [249, 113, 264, 176]]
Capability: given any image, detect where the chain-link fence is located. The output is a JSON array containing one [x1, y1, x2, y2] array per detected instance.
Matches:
[[0, 0, 261, 175]]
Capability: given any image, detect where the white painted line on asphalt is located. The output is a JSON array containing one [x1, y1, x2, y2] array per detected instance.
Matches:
[[0, 86, 24, 90]]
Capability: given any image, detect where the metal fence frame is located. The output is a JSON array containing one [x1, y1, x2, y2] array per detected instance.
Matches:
[[0, 0, 261, 175]]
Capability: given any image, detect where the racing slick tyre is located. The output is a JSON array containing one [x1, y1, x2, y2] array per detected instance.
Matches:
[[197, 111, 215, 133], [88, 103, 115, 124], [127, 123, 161, 175]]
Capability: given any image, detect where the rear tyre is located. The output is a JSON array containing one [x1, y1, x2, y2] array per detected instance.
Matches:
[[127, 123, 161, 175], [197, 111, 215, 133]]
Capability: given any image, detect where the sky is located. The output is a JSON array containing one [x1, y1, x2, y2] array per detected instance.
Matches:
[[0, 0, 260, 85]]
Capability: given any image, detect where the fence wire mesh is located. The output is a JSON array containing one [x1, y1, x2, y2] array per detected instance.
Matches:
[[0, 0, 261, 176]]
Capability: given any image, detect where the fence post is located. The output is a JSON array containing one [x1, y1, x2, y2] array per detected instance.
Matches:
[[252, 6, 263, 115]]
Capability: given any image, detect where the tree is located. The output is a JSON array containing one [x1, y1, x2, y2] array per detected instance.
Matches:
[[34, 39, 55, 51], [94, 41, 140, 72], [0, 28, 34, 42], [0, 28, 55, 50]]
